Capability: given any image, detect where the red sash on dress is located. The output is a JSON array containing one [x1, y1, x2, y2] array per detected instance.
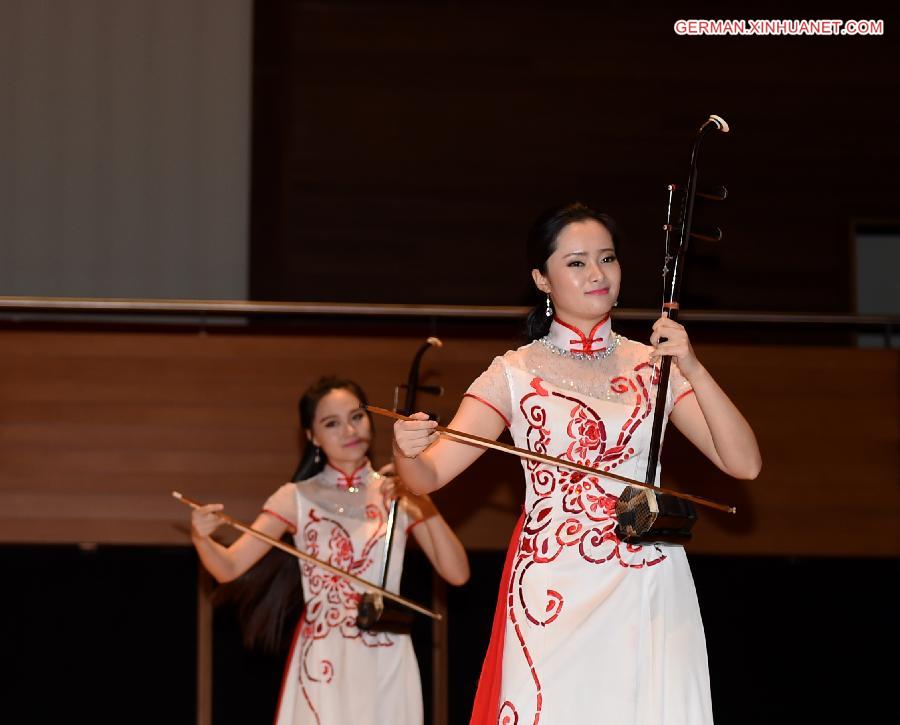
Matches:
[[469, 511, 525, 724]]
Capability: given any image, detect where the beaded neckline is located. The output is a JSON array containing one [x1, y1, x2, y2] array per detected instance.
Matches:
[[298, 471, 384, 519], [322, 460, 370, 493], [538, 332, 622, 361]]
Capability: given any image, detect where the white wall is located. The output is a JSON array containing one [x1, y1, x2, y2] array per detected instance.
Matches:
[[0, 0, 252, 299]]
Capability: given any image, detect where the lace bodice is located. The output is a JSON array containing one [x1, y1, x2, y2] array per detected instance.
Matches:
[[466, 336, 693, 427]]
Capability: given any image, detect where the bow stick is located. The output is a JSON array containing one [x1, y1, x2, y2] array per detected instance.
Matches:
[[172, 490, 442, 620], [367, 406, 735, 514]]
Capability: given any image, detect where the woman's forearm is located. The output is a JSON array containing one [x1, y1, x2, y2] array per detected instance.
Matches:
[[416, 513, 470, 585], [652, 317, 761, 480], [392, 398, 506, 494], [687, 365, 762, 479], [393, 440, 443, 494], [408, 498, 470, 585], [191, 532, 242, 583], [190, 512, 284, 583]]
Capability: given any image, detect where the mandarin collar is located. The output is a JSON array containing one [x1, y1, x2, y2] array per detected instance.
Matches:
[[547, 315, 612, 355], [321, 459, 373, 490]]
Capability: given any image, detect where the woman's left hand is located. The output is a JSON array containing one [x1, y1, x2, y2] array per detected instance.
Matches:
[[378, 463, 433, 521], [649, 316, 704, 379]]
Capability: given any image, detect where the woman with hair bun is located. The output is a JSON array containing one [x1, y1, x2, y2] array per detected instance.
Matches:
[[393, 202, 761, 725]]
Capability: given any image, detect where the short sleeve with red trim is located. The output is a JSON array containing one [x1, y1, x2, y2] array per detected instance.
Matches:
[[464, 356, 512, 428], [398, 497, 421, 536], [667, 360, 695, 414], [262, 483, 298, 533]]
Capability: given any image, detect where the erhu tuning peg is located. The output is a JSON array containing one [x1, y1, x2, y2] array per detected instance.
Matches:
[[690, 226, 723, 243], [696, 185, 728, 202]]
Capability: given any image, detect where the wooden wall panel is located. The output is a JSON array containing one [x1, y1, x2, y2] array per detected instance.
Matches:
[[0, 328, 897, 556]]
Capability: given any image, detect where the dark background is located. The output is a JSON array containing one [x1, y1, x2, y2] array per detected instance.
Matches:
[[250, 0, 899, 313], [6, 546, 897, 723]]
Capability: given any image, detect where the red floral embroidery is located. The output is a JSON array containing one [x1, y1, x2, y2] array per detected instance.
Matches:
[[565, 406, 606, 461], [301, 507, 393, 643], [504, 366, 669, 722], [296, 500, 396, 717], [530, 377, 549, 396]]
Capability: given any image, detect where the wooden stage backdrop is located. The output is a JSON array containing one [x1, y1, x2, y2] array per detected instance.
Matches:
[[1, 326, 897, 556]]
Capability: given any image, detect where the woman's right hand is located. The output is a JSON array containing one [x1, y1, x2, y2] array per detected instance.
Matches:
[[191, 503, 224, 539], [393, 412, 439, 458]]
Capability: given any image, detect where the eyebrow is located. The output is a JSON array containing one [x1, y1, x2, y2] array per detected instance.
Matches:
[[564, 249, 615, 257], [318, 407, 365, 424]]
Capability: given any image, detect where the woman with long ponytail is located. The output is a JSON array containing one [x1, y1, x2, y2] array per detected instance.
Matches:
[[189, 376, 470, 724]]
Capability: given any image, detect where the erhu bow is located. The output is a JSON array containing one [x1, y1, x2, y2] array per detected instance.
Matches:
[[172, 491, 441, 620], [356, 337, 444, 633], [614, 114, 731, 544], [366, 407, 735, 514]]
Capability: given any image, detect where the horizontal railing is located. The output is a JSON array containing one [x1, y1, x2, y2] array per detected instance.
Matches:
[[0, 295, 897, 329]]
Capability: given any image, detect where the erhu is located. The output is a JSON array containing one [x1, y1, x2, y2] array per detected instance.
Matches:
[[356, 337, 444, 633], [614, 114, 731, 544]]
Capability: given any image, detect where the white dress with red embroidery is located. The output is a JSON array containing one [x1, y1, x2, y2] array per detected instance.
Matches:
[[263, 461, 423, 725], [466, 318, 712, 725]]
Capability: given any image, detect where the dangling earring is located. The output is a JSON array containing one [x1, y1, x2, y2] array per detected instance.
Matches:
[[545, 295, 553, 317], [313, 446, 320, 464]]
